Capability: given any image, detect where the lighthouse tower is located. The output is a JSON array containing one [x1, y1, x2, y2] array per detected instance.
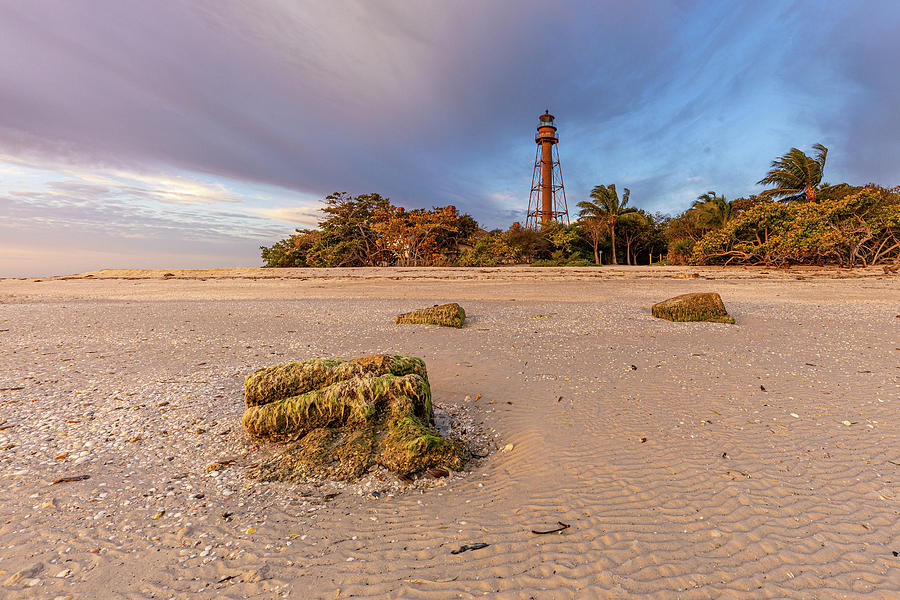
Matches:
[[525, 110, 569, 229]]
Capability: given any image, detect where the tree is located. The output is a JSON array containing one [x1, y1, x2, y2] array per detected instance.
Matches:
[[618, 211, 650, 265], [261, 229, 321, 267], [577, 216, 606, 264], [758, 143, 828, 202], [692, 191, 735, 229], [690, 187, 900, 267], [313, 192, 392, 266], [371, 205, 474, 266], [261, 193, 480, 268], [577, 184, 637, 264]]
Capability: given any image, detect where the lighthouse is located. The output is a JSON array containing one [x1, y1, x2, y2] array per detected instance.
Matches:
[[525, 110, 569, 229]]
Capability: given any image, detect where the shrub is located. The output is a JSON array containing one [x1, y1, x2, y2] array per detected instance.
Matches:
[[667, 238, 694, 264], [690, 188, 900, 267]]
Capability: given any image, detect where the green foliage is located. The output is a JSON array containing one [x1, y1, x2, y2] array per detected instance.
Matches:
[[577, 184, 637, 264], [690, 188, 900, 266], [456, 236, 500, 266], [456, 222, 589, 266], [758, 143, 828, 202], [312, 192, 392, 266], [260, 229, 320, 268], [692, 191, 735, 229], [261, 193, 478, 267], [667, 238, 695, 264], [542, 221, 582, 257], [566, 258, 595, 267]]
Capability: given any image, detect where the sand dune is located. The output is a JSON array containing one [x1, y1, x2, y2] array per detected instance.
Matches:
[[0, 267, 897, 598]]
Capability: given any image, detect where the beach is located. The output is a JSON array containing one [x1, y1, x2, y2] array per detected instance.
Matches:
[[1, 266, 898, 598]]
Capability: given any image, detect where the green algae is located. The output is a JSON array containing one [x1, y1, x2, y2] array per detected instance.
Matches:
[[395, 303, 466, 328], [241, 354, 466, 481], [244, 354, 428, 408], [241, 373, 431, 440], [651, 292, 735, 324]]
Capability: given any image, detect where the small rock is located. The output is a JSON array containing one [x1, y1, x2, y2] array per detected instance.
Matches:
[[395, 303, 466, 328], [651, 292, 734, 324]]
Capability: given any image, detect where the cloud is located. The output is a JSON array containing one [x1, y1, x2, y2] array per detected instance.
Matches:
[[249, 206, 321, 227]]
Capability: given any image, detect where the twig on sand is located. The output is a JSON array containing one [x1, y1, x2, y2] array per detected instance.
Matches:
[[532, 521, 570, 535], [404, 575, 460, 584], [51, 475, 90, 484], [450, 542, 490, 554]]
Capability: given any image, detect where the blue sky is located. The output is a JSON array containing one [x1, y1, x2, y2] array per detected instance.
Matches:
[[1, 0, 898, 276]]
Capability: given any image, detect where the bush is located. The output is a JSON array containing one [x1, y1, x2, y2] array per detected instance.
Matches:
[[667, 238, 694, 265], [566, 258, 595, 267], [690, 188, 900, 267]]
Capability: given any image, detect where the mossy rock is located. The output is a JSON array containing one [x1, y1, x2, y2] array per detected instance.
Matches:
[[242, 354, 468, 481], [651, 292, 735, 324], [395, 303, 466, 328], [244, 354, 428, 408]]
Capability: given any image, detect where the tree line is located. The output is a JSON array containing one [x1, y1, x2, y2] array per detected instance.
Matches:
[[261, 145, 900, 268]]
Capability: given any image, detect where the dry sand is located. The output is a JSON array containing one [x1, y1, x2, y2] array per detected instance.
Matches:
[[0, 266, 898, 599]]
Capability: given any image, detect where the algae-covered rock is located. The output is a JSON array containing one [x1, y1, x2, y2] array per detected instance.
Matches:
[[651, 292, 735, 324], [244, 354, 428, 408], [242, 354, 468, 481], [395, 303, 466, 328]]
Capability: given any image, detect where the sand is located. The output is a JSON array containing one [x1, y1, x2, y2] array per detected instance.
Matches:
[[0, 266, 898, 599]]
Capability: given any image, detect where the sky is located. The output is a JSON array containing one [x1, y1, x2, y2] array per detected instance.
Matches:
[[1, 0, 898, 277]]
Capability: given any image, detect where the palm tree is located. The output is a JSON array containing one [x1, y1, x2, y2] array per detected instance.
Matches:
[[577, 184, 636, 265], [691, 191, 734, 228], [758, 143, 828, 202]]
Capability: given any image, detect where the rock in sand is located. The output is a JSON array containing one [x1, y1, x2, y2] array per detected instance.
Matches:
[[395, 303, 466, 328], [241, 354, 468, 481], [651, 292, 735, 324]]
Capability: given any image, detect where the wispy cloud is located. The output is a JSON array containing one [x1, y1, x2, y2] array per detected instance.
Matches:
[[248, 206, 322, 227]]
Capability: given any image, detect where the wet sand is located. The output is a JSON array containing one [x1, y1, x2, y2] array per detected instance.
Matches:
[[1, 266, 898, 598]]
